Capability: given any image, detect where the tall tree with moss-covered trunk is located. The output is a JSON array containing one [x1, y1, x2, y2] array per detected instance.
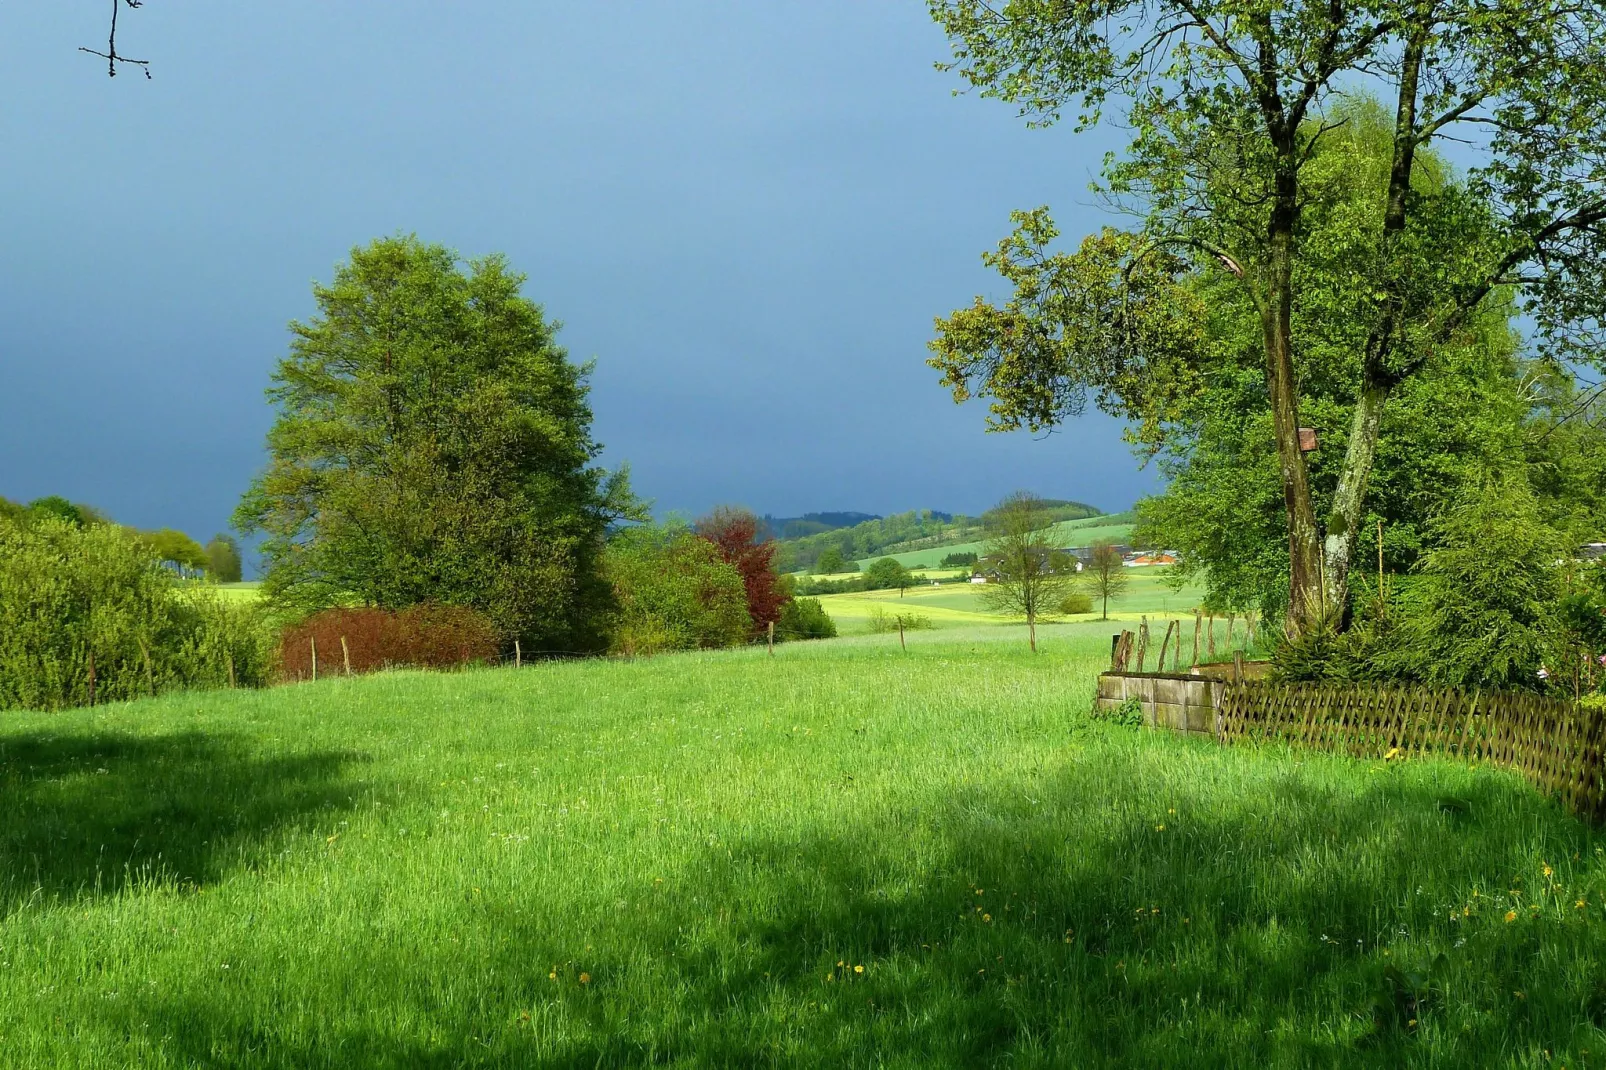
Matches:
[[928, 0, 1606, 636], [235, 236, 641, 653]]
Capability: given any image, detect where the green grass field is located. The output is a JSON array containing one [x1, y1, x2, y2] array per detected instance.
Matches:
[[4, 632, 1606, 1066], [816, 565, 1212, 635], [851, 514, 1136, 571]]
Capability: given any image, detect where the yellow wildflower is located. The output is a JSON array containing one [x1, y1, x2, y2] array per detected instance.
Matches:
[[579, 973, 591, 985], [854, 965, 864, 974], [1505, 910, 1518, 923]]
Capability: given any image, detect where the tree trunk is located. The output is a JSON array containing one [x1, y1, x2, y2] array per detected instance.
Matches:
[[1262, 165, 1324, 637], [1321, 34, 1423, 623], [1027, 611, 1037, 653]]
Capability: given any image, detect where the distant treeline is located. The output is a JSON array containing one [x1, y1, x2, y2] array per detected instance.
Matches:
[[773, 500, 1101, 570]]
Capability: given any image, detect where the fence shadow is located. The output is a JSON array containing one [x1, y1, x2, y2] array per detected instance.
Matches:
[[0, 728, 369, 910]]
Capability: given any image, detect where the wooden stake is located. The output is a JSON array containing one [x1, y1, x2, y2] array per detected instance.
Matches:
[[311, 636, 318, 683], [1136, 616, 1149, 673], [1156, 620, 1171, 671], [897, 618, 906, 652], [226, 651, 235, 690], [1207, 614, 1216, 659], [1192, 609, 1201, 667], [341, 635, 351, 676], [514, 639, 522, 669], [768, 619, 775, 656], [1377, 517, 1386, 613]]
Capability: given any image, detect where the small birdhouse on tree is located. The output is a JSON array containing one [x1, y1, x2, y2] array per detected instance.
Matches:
[[1298, 427, 1319, 452]]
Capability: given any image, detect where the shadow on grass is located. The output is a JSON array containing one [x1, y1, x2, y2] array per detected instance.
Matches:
[[81, 738, 1606, 1067], [0, 728, 369, 910]]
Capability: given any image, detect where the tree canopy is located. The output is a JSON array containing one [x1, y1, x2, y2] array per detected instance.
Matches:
[[235, 236, 640, 652], [930, 0, 1606, 633]]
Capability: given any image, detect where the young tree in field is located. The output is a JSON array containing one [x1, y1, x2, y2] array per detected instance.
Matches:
[[235, 236, 641, 653], [864, 556, 916, 596], [204, 534, 243, 584], [929, 0, 1606, 637], [695, 506, 791, 637], [1082, 540, 1129, 622], [136, 528, 209, 573], [980, 491, 1078, 651]]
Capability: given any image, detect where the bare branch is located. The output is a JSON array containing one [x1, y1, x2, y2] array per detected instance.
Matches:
[[80, 0, 150, 79]]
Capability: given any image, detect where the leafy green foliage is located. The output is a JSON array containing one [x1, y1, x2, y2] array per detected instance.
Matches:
[[930, 0, 1606, 631], [979, 492, 1080, 651], [865, 606, 935, 634], [204, 534, 244, 584], [136, 528, 210, 573], [775, 597, 837, 641], [0, 518, 274, 711], [813, 547, 850, 574], [1274, 472, 1564, 692], [235, 236, 639, 653], [1059, 590, 1094, 615], [862, 557, 915, 594], [603, 524, 749, 656], [940, 551, 978, 568]]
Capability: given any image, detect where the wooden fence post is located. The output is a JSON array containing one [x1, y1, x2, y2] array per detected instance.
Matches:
[[768, 620, 775, 656], [341, 636, 351, 676], [897, 618, 906, 653], [515, 639, 522, 669], [311, 636, 318, 683], [1136, 617, 1149, 673], [226, 651, 235, 690], [1192, 610, 1201, 667], [1157, 620, 1176, 673], [1207, 614, 1217, 659]]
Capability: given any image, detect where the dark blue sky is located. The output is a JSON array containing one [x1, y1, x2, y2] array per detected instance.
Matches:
[[0, 2, 1149, 546]]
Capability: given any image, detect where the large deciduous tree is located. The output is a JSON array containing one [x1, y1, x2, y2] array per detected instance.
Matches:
[[928, 0, 1606, 635], [235, 236, 641, 653]]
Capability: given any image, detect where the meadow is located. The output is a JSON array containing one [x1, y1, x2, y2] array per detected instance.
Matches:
[[850, 514, 1136, 571], [3, 629, 1606, 1067], [816, 565, 1212, 636]]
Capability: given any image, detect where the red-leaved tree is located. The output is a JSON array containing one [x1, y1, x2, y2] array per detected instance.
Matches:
[[695, 506, 790, 637]]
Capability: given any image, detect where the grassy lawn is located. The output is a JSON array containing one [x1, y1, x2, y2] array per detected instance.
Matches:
[[4, 633, 1605, 1067]]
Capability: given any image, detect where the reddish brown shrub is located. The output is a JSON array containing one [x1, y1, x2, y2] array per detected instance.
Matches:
[[695, 506, 791, 636], [280, 604, 498, 679]]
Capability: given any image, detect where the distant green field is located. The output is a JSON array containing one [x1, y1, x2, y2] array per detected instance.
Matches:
[[212, 582, 264, 603], [852, 514, 1135, 571], [815, 565, 1213, 638]]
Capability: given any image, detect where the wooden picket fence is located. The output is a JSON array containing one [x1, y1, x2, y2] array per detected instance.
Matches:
[[1216, 681, 1606, 821]]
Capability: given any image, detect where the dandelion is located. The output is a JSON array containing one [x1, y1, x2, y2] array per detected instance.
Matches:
[[1544, 865, 1553, 878], [854, 965, 864, 974], [983, 914, 992, 923], [1156, 824, 1166, 831], [1578, 899, 1587, 909], [579, 973, 591, 985], [1505, 910, 1518, 923], [549, 971, 557, 980]]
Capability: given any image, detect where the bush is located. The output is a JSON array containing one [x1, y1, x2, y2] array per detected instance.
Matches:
[[279, 604, 498, 677], [866, 606, 935, 634], [1059, 591, 1094, 615], [940, 551, 978, 568], [605, 525, 750, 656], [0, 517, 275, 710], [776, 597, 837, 641], [1273, 471, 1564, 692]]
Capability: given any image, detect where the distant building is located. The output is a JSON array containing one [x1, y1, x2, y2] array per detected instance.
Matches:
[[1123, 550, 1180, 568]]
